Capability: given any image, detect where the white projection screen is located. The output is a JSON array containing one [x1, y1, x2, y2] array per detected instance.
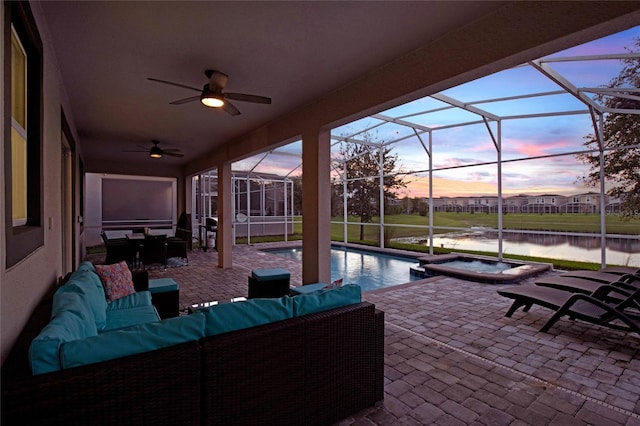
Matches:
[[102, 179, 173, 222]]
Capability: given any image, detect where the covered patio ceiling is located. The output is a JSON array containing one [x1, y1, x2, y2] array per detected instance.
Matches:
[[38, 2, 640, 177], [39, 1, 507, 169]]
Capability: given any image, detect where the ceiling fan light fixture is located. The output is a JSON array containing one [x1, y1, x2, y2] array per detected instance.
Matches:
[[200, 83, 225, 107], [200, 94, 224, 108], [149, 146, 163, 158]]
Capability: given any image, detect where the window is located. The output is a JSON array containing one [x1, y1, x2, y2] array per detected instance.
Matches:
[[4, 1, 43, 267], [11, 27, 27, 226]]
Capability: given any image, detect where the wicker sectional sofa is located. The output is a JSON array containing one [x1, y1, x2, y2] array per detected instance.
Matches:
[[1, 264, 384, 426]]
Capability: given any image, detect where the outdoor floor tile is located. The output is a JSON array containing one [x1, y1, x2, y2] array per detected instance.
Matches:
[[84, 242, 640, 425]]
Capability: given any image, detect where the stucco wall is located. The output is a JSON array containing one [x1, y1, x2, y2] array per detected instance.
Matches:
[[0, 2, 74, 364]]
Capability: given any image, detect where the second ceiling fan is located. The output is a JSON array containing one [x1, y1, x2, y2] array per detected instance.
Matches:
[[148, 69, 272, 116], [123, 140, 183, 159]]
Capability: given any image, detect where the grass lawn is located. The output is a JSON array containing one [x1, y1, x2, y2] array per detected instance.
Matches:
[[352, 212, 640, 235]]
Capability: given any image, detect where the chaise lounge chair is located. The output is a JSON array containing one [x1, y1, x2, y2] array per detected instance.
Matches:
[[539, 287, 640, 334], [558, 270, 634, 284], [496, 285, 640, 334], [600, 266, 640, 276], [535, 273, 640, 296]]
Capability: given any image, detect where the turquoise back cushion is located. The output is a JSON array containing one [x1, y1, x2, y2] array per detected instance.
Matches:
[[59, 313, 205, 369], [63, 268, 108, 329], [51, 290, 95, 324], [29, 309, 99, 375], [77, 261, 97, 273], [201, 296, 294, 336], [293, 284, 362, 316]]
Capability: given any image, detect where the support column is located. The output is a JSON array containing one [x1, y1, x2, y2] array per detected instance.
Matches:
[[379, 149, 385, 248], [217, 162, 233, 269], [302, 129, 331, 285]]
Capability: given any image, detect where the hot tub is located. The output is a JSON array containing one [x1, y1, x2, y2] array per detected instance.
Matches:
[[410, 253, 551, 284]]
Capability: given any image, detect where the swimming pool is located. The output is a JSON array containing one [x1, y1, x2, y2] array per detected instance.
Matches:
[[265, 246, 421, 292]]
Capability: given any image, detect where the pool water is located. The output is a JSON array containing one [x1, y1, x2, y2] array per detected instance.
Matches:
[[266, 247, 420, 292], [438, 260, 512, 274]]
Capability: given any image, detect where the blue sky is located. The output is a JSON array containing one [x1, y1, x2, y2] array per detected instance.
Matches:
[[235, 25, 640, 199]]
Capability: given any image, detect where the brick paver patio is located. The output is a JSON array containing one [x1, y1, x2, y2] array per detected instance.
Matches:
[[88, 243, 640, 425]]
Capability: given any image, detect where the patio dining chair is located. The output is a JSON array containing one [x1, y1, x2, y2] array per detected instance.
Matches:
[[497, 285, 640, 334], [140, 234, 168, 270], [166, 228, 190, 266], [100, 230, 135, 265]]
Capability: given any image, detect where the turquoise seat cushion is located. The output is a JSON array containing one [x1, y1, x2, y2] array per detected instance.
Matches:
[[201, 296, 294, 336], [251, 268, 290, 281], [290, 283, 327, 295], [106, 291, 152, 312], [148, 278, 179, 294], [29, 309, 98, 375], [60, 313, 205, 370], [62, 268, 108, 329], [293, 284, 362, 316], [103, 304, 160, 332]]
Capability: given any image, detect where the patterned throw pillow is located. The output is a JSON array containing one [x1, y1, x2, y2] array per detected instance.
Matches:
[[95, 261, 135, 302]]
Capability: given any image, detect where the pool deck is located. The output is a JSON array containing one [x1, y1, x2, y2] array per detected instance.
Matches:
[[88, 243, 640, 425]]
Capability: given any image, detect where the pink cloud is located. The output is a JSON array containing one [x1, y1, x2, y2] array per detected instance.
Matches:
[[468, 141, 495, 153], [505, 138, 574, 157]]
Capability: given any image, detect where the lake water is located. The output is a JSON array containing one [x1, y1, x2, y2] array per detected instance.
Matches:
[[396, 231, 640, 266]]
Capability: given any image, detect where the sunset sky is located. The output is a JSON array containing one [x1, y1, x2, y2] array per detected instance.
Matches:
[[234, 26, 639, 199]]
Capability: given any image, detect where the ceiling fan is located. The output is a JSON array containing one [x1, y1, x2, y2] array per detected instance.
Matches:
[[123, 140, 184, 159], [148, 69, 272, 116]]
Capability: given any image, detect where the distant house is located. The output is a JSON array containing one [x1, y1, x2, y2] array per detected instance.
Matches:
[[606, 197, 622, 214], [425, 192, 617, 215], [464, 196, 497, 213], [434, 197, 463, 212], [521, 194, 565, 214], [560, 192, 605, 214], [501, 195, 529, 213]]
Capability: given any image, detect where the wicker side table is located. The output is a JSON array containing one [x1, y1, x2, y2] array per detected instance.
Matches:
[[149, 278, 180, 318], [247, 268, 290, 298]]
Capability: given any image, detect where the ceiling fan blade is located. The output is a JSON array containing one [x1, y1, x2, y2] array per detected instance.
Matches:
[[222, 100, 241, 116], [163, 151, 184, 157], [170, 95, 200, 105], [122, 150, 149, 153], [147, 78, 201, 92], [136, 144, 151, 150], [162, 148, 182, 152], [224, 92, 272, 104]]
